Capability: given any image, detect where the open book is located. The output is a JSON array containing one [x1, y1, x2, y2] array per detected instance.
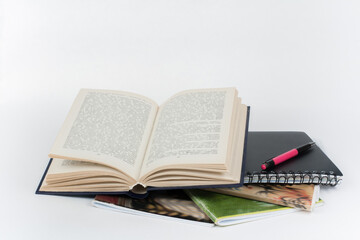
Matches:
[[37, 88, 249, 195]]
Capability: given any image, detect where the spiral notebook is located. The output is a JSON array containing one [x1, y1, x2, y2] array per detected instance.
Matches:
[[243, 132, 343, 186]]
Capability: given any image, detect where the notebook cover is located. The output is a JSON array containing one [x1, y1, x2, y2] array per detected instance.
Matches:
[[244, 131, 343, 177], [36, 107, 250, 199]]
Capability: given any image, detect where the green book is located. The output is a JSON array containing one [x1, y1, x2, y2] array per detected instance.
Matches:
[[186, 189, 322, 226]]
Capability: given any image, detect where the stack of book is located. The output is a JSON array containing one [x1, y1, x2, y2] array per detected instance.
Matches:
[[36, 88, 343, 226]]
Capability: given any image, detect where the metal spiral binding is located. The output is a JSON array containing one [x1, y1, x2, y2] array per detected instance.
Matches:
[[245, 170, 341, 186]]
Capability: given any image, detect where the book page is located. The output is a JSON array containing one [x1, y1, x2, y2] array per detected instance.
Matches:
[[140, 88, 237, 177], [49, 89, 158, 179], [39, 158, 135, 192], [139, 100, 247, 186]]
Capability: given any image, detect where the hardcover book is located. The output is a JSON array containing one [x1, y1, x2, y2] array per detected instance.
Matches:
[[37, 88, 249, 196]]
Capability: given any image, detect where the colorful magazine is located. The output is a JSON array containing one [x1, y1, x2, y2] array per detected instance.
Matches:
[[92, 190, 212, 226], [206, 184, 320, 211], [186, 189, 323, 226]]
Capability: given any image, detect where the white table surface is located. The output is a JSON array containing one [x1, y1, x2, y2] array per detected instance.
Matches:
[[1, 1, 359, 239]]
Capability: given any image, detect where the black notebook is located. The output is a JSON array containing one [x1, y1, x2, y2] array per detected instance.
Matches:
[[243, 132, 343, 186]]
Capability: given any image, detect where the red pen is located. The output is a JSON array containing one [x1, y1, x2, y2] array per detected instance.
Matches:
[[261, 142, 316, 170]]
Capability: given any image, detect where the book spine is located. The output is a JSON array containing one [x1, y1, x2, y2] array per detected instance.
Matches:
[[244, 171, 342, 186], [185, 190, 218, 224]]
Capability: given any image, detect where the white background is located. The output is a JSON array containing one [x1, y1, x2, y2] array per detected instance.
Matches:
[[1, 1, 359, 239]]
